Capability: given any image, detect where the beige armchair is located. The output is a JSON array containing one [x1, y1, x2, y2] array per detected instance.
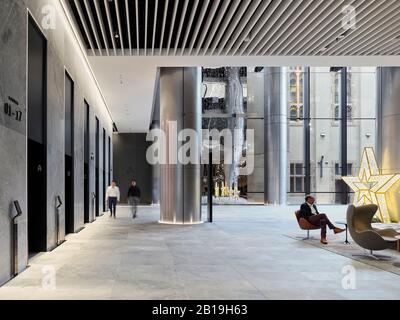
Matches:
[[347, 204, 399, 260]]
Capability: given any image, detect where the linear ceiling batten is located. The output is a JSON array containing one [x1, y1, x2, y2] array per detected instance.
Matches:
[[194, 0, 221, 56], [94, 0, 110, 56], [74, 0, 96, 55], [125, 0, 132, 55], [357, 16, 400, 55], [261, 0, 314, 56], [241, 0, 282, 55], [216, 0, 251, 55], [201, 0, 231, 55], [303, 0, 382, 56], [135, 0, 140, 55], [259, 0, 303, 56], [180, 0, 199, 55], [272, 0, 331, 55], [152, 0, 158, 55], [328, 0, 399, 55], [159, 0, 170, 55], [173, 0, 189, 55], [84, 0, 103, 56], [145, 0, 148, 56], [104, 0, 117, 55], [230, 0, 272, 56], [224, 0, 263, 56], [280, 0, 344, 55], [115, 0, 125, 56], [188, 0, 210, 55], [209, 0, 241, 56], [166, 0, 180, 56]]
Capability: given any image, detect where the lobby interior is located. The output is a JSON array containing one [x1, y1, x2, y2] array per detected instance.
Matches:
[[1, 0, 400, 300]]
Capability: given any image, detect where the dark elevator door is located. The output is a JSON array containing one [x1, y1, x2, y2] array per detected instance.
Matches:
[[65, 72, 74, 234], [95, 117, 100, 216], [103, 128, 106, 213], [27, 16, 47, 254], [84, 101, 90, 223]]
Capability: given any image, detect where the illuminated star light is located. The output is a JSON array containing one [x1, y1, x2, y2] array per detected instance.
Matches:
[[342, 147, 400, 223]]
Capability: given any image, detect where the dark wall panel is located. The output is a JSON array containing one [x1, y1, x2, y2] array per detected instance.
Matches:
[[113, 134, 152, 204]]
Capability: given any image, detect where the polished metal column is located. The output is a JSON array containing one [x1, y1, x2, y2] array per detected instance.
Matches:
[[377, 67, 400, 222], [159, 67, 202, 224], [264, 67, 287, 205]]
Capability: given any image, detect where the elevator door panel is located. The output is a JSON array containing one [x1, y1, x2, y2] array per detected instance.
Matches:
[[27, 17, 47, 253], [65, 73, 74, 234]]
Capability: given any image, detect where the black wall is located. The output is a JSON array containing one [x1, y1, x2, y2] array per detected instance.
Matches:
[[113, 134, 152, 204]]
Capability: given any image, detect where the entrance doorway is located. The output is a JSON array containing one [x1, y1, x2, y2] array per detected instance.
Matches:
[[27, 16, 47, 254]]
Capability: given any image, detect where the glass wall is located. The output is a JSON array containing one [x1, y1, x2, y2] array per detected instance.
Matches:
[[287, 67, 377, 205]]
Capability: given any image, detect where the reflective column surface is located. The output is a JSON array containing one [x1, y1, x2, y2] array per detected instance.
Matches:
[[159, 67, 202, 224]]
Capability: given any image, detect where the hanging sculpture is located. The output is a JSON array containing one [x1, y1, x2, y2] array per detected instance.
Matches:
[[224, 67, 245, 190]]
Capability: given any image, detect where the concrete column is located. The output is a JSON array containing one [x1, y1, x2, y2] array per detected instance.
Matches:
[[377, 67, 400, 222], [264, 67, 287, 205], [159, 67, 202, 224]]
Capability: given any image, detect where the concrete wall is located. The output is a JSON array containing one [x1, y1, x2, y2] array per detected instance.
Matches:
[[0, 0, 113, 285], [113, 133, 152, 205]]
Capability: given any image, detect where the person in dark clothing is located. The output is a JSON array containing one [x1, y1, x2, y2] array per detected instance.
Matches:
[[300, 195, 345, 244], [127, 180, 141, 219]]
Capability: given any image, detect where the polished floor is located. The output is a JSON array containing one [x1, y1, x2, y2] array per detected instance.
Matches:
[[1, 205, 400, 300]]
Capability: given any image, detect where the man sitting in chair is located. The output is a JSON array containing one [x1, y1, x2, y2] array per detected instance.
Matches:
[[300, 195, 345, 244]]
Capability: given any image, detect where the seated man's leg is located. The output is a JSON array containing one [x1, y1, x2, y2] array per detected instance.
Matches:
[[308, 215, 327, 238], [318, 214, 336, 230]]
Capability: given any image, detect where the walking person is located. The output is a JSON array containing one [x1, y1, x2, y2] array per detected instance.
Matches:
[[127, 180, 141, 219], [106, 180, 120, 219]]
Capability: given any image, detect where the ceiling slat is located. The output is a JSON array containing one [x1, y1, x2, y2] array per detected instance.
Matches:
[[166, 0, 180, 55], [159, 0, 169, 55], [188, 0, 210, 55], [195, 0, 221, 55], [83, 0, 103, 56], [180, 0, 199, 55], [241, 0, 283, 55], [230, 0, 273, 55], [259, 1, 303, 56], [125, 0, 132, 55], [260, 0, 314, 55], [223, 0, 262, 55], [93, 0, 110, 56], [201, 0, 231, 55], [151, 0, 158, 55], [271, 0, 333, 55], [135, 0, 140, 55], [145, 0, 148, 56], [357, 17, 400, 55], [74, 0, 96, 55], [173, 0, 189, 55], [209, 0, 241, 55], [114, 0, 125, 56], [216, 0, 251, 55], [279, 0, 345, 55], [328, 0, 399, 55], [303, 0, 384, 56], [104, 0, 117, 55]]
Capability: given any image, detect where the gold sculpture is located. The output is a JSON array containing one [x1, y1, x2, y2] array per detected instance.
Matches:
[[342, 147, 400, 223]]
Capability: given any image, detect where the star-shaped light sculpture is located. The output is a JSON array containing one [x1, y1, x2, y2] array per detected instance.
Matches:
[[342, 147, 400, 223]]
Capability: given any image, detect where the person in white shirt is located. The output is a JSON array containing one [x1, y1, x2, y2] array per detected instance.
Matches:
[[106, 180, 120, 219]]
